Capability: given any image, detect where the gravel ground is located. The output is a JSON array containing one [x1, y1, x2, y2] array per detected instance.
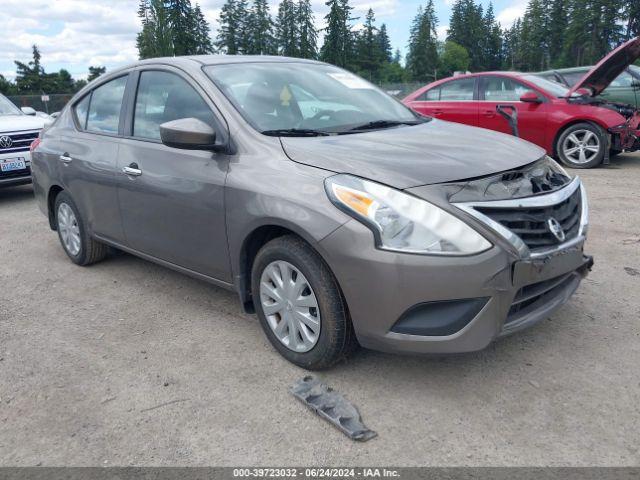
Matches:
[[1, 154, 639, 467]]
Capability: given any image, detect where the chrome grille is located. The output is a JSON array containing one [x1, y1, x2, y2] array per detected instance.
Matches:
[[475, 187, 582, 252], [0, 129, 40, 154]]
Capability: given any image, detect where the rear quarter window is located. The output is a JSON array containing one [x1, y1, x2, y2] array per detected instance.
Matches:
[[73, 95, 90, 129], [438, 78, 475, 101], [416, 88, 440, 101]]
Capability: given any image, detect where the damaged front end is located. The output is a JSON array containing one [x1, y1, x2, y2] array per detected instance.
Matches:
[[569, 95, 640, 152], [608, 110, 640, 151]]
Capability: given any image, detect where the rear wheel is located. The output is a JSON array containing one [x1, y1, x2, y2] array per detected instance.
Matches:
[[556, 122, 606, 169], [251, 235, 357, 370], [54, 191, 108, 266]]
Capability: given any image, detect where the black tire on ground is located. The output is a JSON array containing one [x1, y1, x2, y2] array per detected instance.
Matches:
[[251, 235, 358, 370], [54, 191, 108, 266], [555, 122, 607, 169]]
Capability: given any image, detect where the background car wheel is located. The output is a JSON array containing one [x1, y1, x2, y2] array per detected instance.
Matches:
[[54, 191, 108, 266], [251, 235, 357, 370], [556, 122, 606, 169]]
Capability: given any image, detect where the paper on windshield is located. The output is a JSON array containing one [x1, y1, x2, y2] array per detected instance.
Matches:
[[327, 73, 375, 89]]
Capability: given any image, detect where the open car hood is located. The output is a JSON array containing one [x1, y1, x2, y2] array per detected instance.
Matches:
[[280, 120, 545, 189], [568, 37, 640, 97]]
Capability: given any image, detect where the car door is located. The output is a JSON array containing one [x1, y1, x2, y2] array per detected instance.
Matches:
[[478, 75, 548, 148], [116, 67, 232, 282], [56, 74, 129, 243], [407, 77, 479, 126]]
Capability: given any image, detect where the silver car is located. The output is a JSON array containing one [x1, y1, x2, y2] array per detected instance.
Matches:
[[31, 56, 593, 369]]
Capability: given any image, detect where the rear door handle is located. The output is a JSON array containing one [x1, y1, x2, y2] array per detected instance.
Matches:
[[59, 153, 73, 164], [483, 110, 496, 117], [122, 163, 142, 177]]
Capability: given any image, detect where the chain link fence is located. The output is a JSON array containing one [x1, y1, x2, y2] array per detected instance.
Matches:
[[6, 83, 424, 115], [378, 83, 424, 98], [8, 94, 73, 114]]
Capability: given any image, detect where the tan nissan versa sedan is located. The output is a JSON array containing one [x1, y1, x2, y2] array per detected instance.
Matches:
[[31, 56, 593, 369]]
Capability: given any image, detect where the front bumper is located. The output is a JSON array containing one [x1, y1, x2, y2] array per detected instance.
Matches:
[[609, 113, 640, 151], [318, 180, 592, 355]]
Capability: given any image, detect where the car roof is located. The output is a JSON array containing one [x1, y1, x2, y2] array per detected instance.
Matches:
[[108, 55, 325, 76]]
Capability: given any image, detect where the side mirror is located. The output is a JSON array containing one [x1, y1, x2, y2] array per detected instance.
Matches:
[[21, 106, 37, 116], [520, 91, 542, 103], [159, 118, 218, 150]]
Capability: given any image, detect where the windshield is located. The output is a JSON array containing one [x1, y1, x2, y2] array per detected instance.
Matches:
[[0, 95, 21, 115], [205, 63, 421, 135], [522, 75, 571, 97]]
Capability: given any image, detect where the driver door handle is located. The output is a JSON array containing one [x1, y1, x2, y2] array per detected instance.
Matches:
[[59, 153, 73, 164], [122, 163, 142, 177]]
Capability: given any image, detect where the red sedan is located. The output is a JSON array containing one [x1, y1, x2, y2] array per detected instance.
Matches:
[[403, 37, 640, 168]]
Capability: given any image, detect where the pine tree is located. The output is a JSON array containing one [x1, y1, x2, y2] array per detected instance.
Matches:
[[276, 0, 299, 56], [136, 0, 155, 59], [545, 0, 566, 66], [519, 0, 548, 70], [561, 0, 596, 66], [502, 19, 523, 70], [87, 66, 106, 82], [482, 3, 503, 70], [217, 0, 244, 54], [136, 0, 173, 59], [297, 0, 318, 59], [14, 45, 45, 93], [377, 24, 393, 64], [447, 0, 486, 70], [247, 0, 276, 54], [168, 0, 198, 55], [320, 0, 354, 68], [407, 1, 439, 81], [627, 0, 640, 38], [193, 4, 214, 54], [355, 8, 380, 80]]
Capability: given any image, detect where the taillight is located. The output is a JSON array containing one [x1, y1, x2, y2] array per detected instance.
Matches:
[[30, 137, 41, 153]]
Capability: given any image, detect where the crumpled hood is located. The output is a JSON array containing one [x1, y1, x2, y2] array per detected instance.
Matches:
[[0, 114, 46, 132], [280, 120, 545, 189], [569, 37, 640, 97]]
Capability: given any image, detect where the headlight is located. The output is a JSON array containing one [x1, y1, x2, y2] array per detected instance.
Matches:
[[544, 155, 570, 179], [325, 174, 492, 255]]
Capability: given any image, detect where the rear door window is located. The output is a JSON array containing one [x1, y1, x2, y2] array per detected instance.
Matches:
[[86, 76, 128, 134], [133, 70, 216, 140], [438, 78, 475, 101]]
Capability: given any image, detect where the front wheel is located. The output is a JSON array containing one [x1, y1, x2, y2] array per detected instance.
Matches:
[[251, 235, 357, 370], [556, 122, 606, 169]]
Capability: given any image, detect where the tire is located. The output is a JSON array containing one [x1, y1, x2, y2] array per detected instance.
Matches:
[[251, 235, 357, 370], [556, 122, 607, 169], [54, 191, 108, 266]]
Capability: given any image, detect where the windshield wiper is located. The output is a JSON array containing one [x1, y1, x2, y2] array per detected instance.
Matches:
[[345, 119, 427, 132], [261, 128, 331, 137]]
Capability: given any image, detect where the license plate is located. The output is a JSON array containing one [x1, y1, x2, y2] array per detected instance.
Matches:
[[0, 158, 26, 172]]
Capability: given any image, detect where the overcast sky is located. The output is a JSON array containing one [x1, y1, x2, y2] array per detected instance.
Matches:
[[0, 0, 527, 81]]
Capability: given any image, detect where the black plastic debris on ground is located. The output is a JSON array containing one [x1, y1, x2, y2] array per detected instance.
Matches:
[[290, 376, 377, 442]]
